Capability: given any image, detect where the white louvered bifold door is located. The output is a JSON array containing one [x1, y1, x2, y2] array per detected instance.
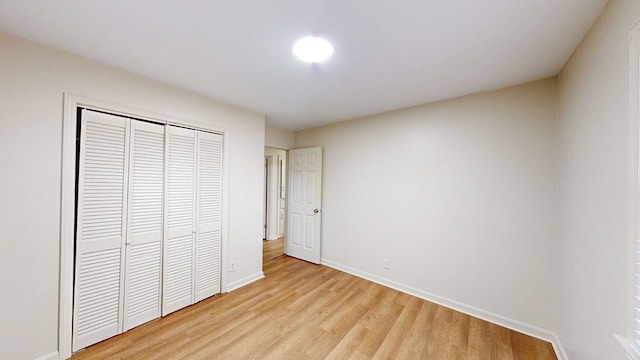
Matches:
[[163, 126, 196, 316], [195, 131, 223, 302], [123, 120, 164, 331], [73, 110, 130, 351]]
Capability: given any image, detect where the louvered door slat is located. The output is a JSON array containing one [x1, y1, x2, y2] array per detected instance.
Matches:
[[195, 132, 223, 302], [73, 110, 129, 351], [163, 126, 196, 316], [195, 231, 221, 300], [124, 120, 164, 331], [165, 235, 194, 304]]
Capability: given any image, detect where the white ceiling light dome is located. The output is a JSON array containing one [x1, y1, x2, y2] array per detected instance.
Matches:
[[293, 36, 333, 63]]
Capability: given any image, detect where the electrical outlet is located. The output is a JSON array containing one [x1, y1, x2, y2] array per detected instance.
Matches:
[[383, 258, 390, 269], [230, 262, 236, 272]]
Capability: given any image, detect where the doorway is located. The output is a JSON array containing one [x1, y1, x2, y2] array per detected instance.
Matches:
[[263, 147, 287, 264]]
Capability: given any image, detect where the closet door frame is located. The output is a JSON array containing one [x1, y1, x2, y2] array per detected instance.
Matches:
[[59, 94, 230, 359]]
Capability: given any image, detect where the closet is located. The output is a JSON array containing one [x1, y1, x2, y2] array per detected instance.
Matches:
[[72, 109, 222, 351]]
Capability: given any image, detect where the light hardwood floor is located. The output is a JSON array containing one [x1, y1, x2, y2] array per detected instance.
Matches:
[[263, 237, 285, 263], [71, 238, 556, 359]]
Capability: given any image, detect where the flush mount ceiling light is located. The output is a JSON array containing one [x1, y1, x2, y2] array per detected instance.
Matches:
[[293, 36, 333, 63]]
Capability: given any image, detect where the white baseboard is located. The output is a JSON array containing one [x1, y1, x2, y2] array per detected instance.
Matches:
[[552, 333, 569, 360], [34, 351, 59, 360], [320, 258, 567, 360], [226, 271, 265, 292]]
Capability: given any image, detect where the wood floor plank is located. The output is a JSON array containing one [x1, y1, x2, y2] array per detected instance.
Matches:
[[371, 296, 422, 359], [468, 317, 497, 360], [490, 321, 517, 359], [71, 240, 557, 360], [398, 300, 438, 356]]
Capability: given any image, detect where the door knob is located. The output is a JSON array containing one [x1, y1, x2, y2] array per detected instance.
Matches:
[[314, 209, 319, 214]]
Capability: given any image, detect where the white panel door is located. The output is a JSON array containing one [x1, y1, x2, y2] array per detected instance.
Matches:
[[123, 120, 164, 331], [163, 126, 196, 316], [194, 131, 223, 302], [73, 110, 130, 351], [286, 147, 323, 264]]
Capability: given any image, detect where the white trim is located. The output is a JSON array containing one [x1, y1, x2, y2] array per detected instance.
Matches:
[[59, 93, 231, 359], [226, 272, 265, 292], [551, 334, 569, 360], [59, 94, 77, 360], [220, 130, 230, 294], [320, 258, 567, 360], [34, 351, 59, 360], [626, 21, 640, 356]]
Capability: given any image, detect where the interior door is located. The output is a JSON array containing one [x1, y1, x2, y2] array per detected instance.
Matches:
[[286, 147, 323, 264], [123, 120, 164, 331], [163, 126, 196, 316], [194, 131, 223, 302], [73, 109, 129, 351]]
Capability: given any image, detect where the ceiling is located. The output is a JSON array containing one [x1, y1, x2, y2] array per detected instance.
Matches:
[[0, 0, 608, 131]]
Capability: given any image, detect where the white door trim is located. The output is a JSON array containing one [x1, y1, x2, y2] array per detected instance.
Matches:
[[59, 93, 230, 359], [617, 20, 640, 358]]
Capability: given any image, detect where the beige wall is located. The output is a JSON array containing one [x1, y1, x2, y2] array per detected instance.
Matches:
[[0, 32, 265, 360], [265, 125, 295, 149], [295, 79, 557, 336], [556, 1, 640, 359]]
